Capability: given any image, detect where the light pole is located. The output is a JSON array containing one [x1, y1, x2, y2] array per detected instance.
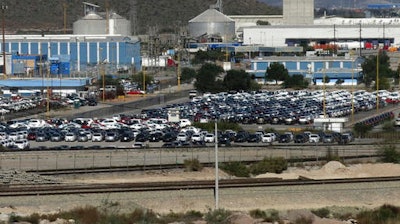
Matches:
[[46, 61, 50, 119], [99, 48, 106, 102], [1, 5, 7, 76], [214, 121, 219, 209]]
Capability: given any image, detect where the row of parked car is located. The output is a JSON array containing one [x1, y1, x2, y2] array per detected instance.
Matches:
[[139, 89, 392, 127]]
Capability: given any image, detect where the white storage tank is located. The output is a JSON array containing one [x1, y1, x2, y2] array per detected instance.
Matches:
[[188, 8, 235, 41]]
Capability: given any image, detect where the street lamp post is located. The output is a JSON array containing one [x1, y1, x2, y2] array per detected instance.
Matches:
[[1, 5, 7, 76]]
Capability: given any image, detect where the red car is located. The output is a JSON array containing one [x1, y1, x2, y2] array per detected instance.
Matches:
[[126, 90, 145, 95]]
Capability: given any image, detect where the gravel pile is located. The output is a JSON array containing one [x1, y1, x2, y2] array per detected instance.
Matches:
[[0, 170, 60, 185]]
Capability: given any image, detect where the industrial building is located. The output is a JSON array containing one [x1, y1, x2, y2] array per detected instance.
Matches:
[[248, 56, 364, 86], [0, 2, 140, 98]]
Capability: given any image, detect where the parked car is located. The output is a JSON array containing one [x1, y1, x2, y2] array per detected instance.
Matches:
[[278, 134, 292, 143], [14, 139, 30, 150], [309, 134, 320, 143], [64, 132, 77, 142], [36, 133, 49, 142], [204, 133, 215, 143], [247, 134, 261, 143], [77, 134, 89, 142], [261, 133, 275, 143], [50, 133, 64, 142], [294, 134, 308, 143], [120, 132, 135, 142], [105, 132, 119, 142], [92, 132, 104, 142]]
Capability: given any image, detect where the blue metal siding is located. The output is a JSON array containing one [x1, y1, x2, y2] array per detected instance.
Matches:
[[285, 61, 297, 70], [98, 42, 110, 64], [20, 43, 29, 54], [299, 62, 310, 70], [50, 42, 58, 56], [257, 62, 269, 71], [314, 62, 324, 71], [79, 42, 87, 65], [89, 42, 97, 65], [60, 43, 68, 55], [343, 61, 352, 68], [11, 43, 18, 54], [109, 42, 117, 64], [40, 43, 49, 55], [330, 61, 341, 68], [30, 43, 38, 55]]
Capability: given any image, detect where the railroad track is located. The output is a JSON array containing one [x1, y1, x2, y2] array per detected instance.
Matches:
[[1, 176, 400, 197]]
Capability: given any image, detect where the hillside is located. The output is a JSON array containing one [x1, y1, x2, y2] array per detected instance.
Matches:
[[260, 0, 400, 9], [2, 0, 280, 35]]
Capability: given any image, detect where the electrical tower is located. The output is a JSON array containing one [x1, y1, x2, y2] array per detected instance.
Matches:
[[130, 0, 138, 35]]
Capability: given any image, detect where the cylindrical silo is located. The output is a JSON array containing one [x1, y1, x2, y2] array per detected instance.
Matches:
[[188, 9, 235, 41]]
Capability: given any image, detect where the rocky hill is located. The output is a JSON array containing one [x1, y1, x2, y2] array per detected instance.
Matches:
[[2, 0, 280, 35]]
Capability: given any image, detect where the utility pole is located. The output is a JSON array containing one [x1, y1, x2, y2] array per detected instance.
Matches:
[[1, 5, 7, 77], [63, 2, 67, 34], [359, 23, 362, 57]]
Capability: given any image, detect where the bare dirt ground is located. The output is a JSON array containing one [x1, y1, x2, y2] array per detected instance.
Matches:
[[1, 162, 400, 223]]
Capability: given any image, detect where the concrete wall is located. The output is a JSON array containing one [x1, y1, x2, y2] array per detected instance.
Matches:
[[283, 0, 314, 25]]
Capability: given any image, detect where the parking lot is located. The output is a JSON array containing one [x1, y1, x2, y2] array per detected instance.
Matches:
[[1, 89, 399, 151]]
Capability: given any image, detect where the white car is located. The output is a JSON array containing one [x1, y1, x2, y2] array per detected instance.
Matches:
[[204, 133, 215, 143], [191, 133, 204, 142], [309, 134, 320, 143], [261, 133, 275, 143], [64, 132, 77, 142], [176, 133, 189, 142], [14, 140, 30, 150], [92, 133, 104, 142]]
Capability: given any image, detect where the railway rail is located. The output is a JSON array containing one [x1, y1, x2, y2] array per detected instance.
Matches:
[[1, 176, 400, 197]]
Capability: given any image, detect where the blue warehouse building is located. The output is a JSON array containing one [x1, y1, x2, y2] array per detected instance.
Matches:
[[246, 56, 364, 86], [0, 34, 140, 98], [0, 34, 141, 76]]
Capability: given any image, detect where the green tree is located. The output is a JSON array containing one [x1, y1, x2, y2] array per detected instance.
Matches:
[[335, 78, 344, 85], [97, 75, 124, 97], [266, 62, 289, 84], [223, 69, 260, 92], [353, 122, 373, 138], [282, 74, 309, 89], [180, 67, 197, 84], [361, 51, 396, 89], [130, 72, 154, 91], [192, 50, 225, 64], [194, 63, 224, 93], [322, 75, 330, 84], [256, 20, 270, 25]]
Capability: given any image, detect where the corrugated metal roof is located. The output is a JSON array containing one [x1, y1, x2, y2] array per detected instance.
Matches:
[[110, 12, 124, 19], [189, 9, 234, 23], [82, 12, 103, 20]]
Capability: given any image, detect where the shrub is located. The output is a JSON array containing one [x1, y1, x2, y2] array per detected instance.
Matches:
[[357, 204, 400, 223], [326, 147, 340, 162], [220, 161, 250, 177], [311, 208, 330, 218], [183, 158, 203, 172], [58, 205, 101, 224], [249, 209, 267, 219], [205, 208, 232, 224], [294, 215, 314, 224], [249, 157, 288, 175], [161, 210, 203, 223], [379, 145, 400, 163], [126, 208, 159, 223]]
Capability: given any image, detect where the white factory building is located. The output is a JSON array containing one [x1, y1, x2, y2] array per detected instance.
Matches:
[[228, 0, 400, 48]]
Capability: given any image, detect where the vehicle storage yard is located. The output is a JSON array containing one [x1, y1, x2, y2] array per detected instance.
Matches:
[[1, 87, 400, 221]]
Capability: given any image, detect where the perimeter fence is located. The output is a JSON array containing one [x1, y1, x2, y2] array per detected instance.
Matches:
[[0, 145, 379, 172]]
